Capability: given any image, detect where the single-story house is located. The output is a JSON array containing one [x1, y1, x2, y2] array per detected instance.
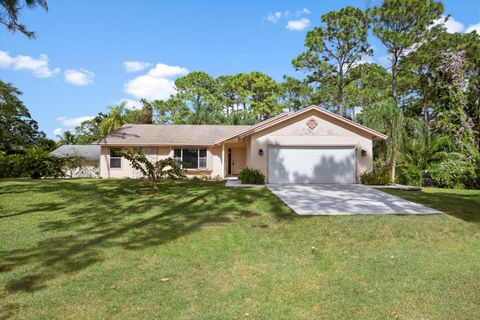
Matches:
[[51, 144, 101, 178], [97, 105, 387, 184]]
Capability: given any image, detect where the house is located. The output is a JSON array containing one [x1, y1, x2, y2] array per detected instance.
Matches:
[[97, 105, 387, 183], [51, 145, 101, 178]]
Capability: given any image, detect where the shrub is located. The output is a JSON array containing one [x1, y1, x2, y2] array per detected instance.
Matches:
[[397, 164, 424, 186], [0, 148, 66, 179], [20, 147, 66, 179], [121, 148, 186, 187], [239, 167, 265, 185], [426, 158, 477, 189], [0, 151, 15, 178], [360, 166, 392, 185]]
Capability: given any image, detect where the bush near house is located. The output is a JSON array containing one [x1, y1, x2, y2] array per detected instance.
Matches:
[[397, 163, 424, 186], [360, 166, 392, 185], [239, 167, 265, 184], [0, 148, 66, 179], [426, 158, 477, 189]]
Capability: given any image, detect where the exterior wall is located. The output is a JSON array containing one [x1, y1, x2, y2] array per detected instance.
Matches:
[[248, 109, 373, 183], [100, 146, 135, 179], [210, 145, 223, 178], [100, 145, 224, 179]]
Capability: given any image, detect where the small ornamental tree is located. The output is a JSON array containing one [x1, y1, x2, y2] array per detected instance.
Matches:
[[121, 148, 186, 187]]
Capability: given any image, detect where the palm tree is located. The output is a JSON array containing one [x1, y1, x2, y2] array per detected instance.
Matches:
[[99, 103, 126, 136], [57, 130, 77, 145], [361, 98, 405, 181]]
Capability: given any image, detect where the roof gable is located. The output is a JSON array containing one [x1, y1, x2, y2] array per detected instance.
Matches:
[[216, 106, 387, 142]]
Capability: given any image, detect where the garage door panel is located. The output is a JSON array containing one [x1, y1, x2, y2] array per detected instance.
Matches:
[[268, 147, 355, 184]]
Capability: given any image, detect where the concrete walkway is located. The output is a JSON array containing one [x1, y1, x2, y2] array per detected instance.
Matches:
[[267, 184, 443, 215]]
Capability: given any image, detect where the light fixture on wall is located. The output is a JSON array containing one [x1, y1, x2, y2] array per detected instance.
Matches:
[[361, 149, 367, 157], [258, 148, 264, 156]]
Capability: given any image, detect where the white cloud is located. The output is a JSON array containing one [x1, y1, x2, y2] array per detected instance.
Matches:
[[64, 69, 95, 86], [267, 11, 282, 23], [466, 23, 480, 34], [123, 60, 151, 73], [0, 51, 60, 78], [433, 15, 464, 33], [53, 128, 64, 136], [286, 18, 310, 31], [378, 54, 391, 67], [119, 98, 143, 110], [297, 8, 310, 15], [266, 8, 310, 24], [124, 63, 189, 100], [57, 116, 94, 127], [357, 55, 375, 65]]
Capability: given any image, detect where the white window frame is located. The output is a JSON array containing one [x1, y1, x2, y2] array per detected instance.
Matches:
[[173, 148, 207, 170], [109, 147, 122, 169]]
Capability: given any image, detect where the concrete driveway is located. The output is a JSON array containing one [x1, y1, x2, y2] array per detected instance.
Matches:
[[267, 184, 443, 215]]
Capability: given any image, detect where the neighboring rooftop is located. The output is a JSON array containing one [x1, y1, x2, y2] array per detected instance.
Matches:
[[97, 124, 252, 146], [51, 145, 101, 159]]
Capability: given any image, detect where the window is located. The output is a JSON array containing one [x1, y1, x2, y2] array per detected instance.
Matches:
[[173, 148, 207, 169], [110, 148, 122, 168]]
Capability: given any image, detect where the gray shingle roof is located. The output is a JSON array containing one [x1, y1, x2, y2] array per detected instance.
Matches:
[[51, 145, 100, 159], [97, 124, 253, 146]]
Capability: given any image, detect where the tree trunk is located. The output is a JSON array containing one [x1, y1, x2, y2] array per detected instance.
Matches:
[[390, 148, 397, 183], [391, 52, 398, 105], [337, 64, 345, 116], [423, 97, 430, 143]]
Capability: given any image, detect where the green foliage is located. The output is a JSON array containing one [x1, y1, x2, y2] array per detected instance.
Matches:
[[397, 164, 424, 186], [360, 98, 406, 180], [175, 71, 221, 124], [0, 81, 51, 153], [99, 103, 127, 136], [345, 63, 391, 114], [0, 148, 65, 179], [57, 130, 77, 145], [371, 0, 444, 100], [280, 76, 313, 112], [426, 157, 477, 189], [360, 167, 392, 185], [293, 6, 371, 115], [238, 167, 265, 185], [121, 148, 186, 185], [124, 99, 154, 124]]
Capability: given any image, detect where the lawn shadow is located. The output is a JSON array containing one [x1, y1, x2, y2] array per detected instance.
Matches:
[[0, 179, 293, 297]]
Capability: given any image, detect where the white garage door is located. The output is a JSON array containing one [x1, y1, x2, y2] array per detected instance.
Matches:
[[268, 146, 356, 184]]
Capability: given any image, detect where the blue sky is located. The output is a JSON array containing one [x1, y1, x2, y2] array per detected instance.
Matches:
[[1, 0, 479, 139]]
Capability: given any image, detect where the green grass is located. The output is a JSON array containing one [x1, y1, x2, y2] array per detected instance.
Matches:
[[0, 179, 479, 320], [381, 187, 480, 223]]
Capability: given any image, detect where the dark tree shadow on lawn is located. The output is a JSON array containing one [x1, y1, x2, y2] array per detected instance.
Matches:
[[0, 179, 293, 299]]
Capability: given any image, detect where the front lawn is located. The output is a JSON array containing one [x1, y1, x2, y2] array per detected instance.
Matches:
[[381, 187, 480, 223], [0, 180, 479, 319]]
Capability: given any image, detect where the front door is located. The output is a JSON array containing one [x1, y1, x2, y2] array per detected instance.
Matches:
[[231, 147, 246, 175]]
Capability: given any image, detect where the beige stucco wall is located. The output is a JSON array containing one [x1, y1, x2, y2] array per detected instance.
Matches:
[[248, 109, 373, 183], [100, 146, 223, 179]]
